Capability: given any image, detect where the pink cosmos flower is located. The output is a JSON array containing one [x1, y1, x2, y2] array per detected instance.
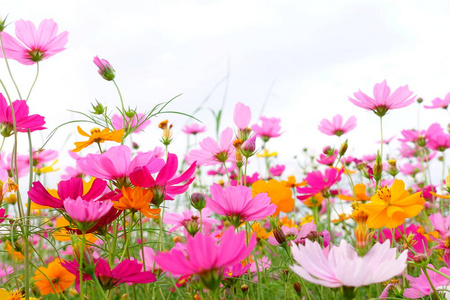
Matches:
[[140, 247, 160, 272], [291, 239, 407, 288], [63, 258, 155, 291], [427, 131, 450, 152], [317, 151, 337, 166], [0, 263, 13, 283], [0, 19, 68, 65], [111, 113, 150, 133], [0, 152, 29, 179], [424, 93, 450, 109], [130, 153, 196, 207], [181, 123, 206, 135], [234, 102, 252, 130], [399, 162, 422, 176], [155, 228, 256, 290], [348, 80, 415, 117], [0, 93, 45, 136], [269, 164, 285, 177], [188, 127, 235, 166], [77, 145, 165, 185], [251, 117, 282, 141], [318, 115, 357, 137], [206, 183, 277, 227], [30, 149, 58, 168], [0, 208, 7, 224], [163, 208, 219, 235], [404, 264, 450, 298], [63, 197, 113, 231], [296, 168, 343, 200], [399, 123, 441, 144], [93, 56, 115, 81]]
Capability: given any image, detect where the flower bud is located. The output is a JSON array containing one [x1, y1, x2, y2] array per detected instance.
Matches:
[[372, 151, 383, 181], [190, 193, 206, 211], [322, 146, 332, 155], [184, 216, 200, 237], [241, 136, 256, 157], [416, 97, 423, 104], [93, 56, 115, 81], [293, 282, 302, 296], [241, 284, 249, 293], [339, 140, 348, 156], [0, 16, 8, 32], [159, 120, 173, 146], [91, 101, 105, 115], [412, 253, 428, 264], [273, 227, 287, 245]]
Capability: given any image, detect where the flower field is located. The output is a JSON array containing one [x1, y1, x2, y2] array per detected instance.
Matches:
[[1, 16, 450, 300]]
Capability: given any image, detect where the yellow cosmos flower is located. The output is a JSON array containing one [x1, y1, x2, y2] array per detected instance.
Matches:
[[72, 126, 124, 152], [34, 159, 60, 175], [252, 179, 294, 215], [256, 149, 278, 158], [361, 179, 425, 229]]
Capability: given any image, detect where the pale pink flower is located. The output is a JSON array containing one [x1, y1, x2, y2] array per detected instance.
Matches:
[[181, 123, 206, 135], [0, 263, 13, 282], [318, 115, 357, 137], [424, 93, 450, 109], [404, 264, 450, 298], [155, 228, 256, 290], [206, 183, 276, 227], [140, 247, 159, 272], [348, 80, 415, 117], [163, 208, 219, 234], [234, 102, 252, 130], [290, 239, 407, 288], [188, 127, 235, 166], [112, 113, 150, 133], [251, 117, 282, 141], [0, 19, 68, 65]]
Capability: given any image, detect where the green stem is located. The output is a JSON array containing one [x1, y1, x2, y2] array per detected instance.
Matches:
[[0, 34, 22, 100], [26, 62, 39, 101]]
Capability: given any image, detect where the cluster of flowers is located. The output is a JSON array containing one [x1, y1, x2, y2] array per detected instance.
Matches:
[[1, 16, 450, 300]]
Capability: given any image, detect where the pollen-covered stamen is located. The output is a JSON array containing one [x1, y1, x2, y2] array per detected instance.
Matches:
[[377, 187, 392, 205], [90, 128, 101, 135]]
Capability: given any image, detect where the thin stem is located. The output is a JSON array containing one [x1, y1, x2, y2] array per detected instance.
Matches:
[[26, 62, 40, 101], [0, 34, 22, 100]]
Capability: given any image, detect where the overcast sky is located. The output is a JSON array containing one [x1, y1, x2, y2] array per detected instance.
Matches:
[[1, 0, 450, 183]]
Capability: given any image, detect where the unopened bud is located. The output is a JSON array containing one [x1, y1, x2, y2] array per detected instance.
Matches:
[[125, 110, 136, 118], [339, 140, 348, 156], [241, 136, 256, 157], [93, 56, 115, 81], [322, 146, 332, 155], [293, 282, 302, 296], [273, 227, 287, 245], [91, 101, 105, 115], [416, 97, 423, 104], [190, 193, 206, 211], [0, 16, 7, 32], [241, 284, 249, 293], [412, 253, 428, 264], [373, 151, 383, 180]]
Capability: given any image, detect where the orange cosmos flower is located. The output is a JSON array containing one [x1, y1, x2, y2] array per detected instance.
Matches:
[[338, 183, 371, 202], [252, 179, 294, 215], [113, 186, 160, 218], [361, 179, 425, 229], [72, 126, 124, 152], [251, 222, 272, 240], [34, 258, 75, 295], [281, 175, 307, 188]]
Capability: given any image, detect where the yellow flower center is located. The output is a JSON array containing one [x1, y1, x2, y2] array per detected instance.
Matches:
[[90, 128, 101, 135], [377, 187, 391, 205]]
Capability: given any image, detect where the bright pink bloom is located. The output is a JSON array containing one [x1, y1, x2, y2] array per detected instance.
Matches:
[[223, 263, 251, 278], [140, 247, 159, 272], [181, 123, 206, 135], [0, 19, 68, 65], [348, 80, 415, 117], [112, 113, 150, 133], [317, 151, 337, 166], [0, 93, 45, 136], [188, 127, 235, 166], [93, 56, 115, 81], [130, 153, 196, 207], [269, 164, 285, 177], [64, 197, 112, 231], [77, 145, 164, 184], [251, 117, 282, 141], [0, 263, 13, 282], [427, 130, 450, 152], [155, 228, 256, 290], [318, 115, 356, 137], [234, 102, 252, 130], [163, 208, 219, 235], [424, 93, 450, 109], [404, 264, 450, 298], [399, 123, 441, 144], [296, 168, 343, 200], [291, 239, 407, 288], [206, 184, 276, 227], [0, 208, 7, 224]]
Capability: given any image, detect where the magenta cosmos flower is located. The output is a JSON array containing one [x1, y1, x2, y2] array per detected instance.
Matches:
[[234, 101, 252, 130], [188, 127, 235, 166], [112, 113, 150, 133], [404, 264, 450, 298], [155, 227, 256, 290], [77, 145, 165, 187], [296, 168, 343, 200], [424, 93, 450, 109], [348, 80, 415, 117], [0, 19, 68, 65], [63, 197, 113, 231], [291, 239, 407, 288], [130, 153, 196, 207], [0, 93, 45, 137], [318, 114, 356, 137], [251, 116, 282, 142], [206, 183, 276, 227]]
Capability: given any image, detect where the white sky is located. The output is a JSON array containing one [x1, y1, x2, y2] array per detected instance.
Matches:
[[1, 0, 450, 184]]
